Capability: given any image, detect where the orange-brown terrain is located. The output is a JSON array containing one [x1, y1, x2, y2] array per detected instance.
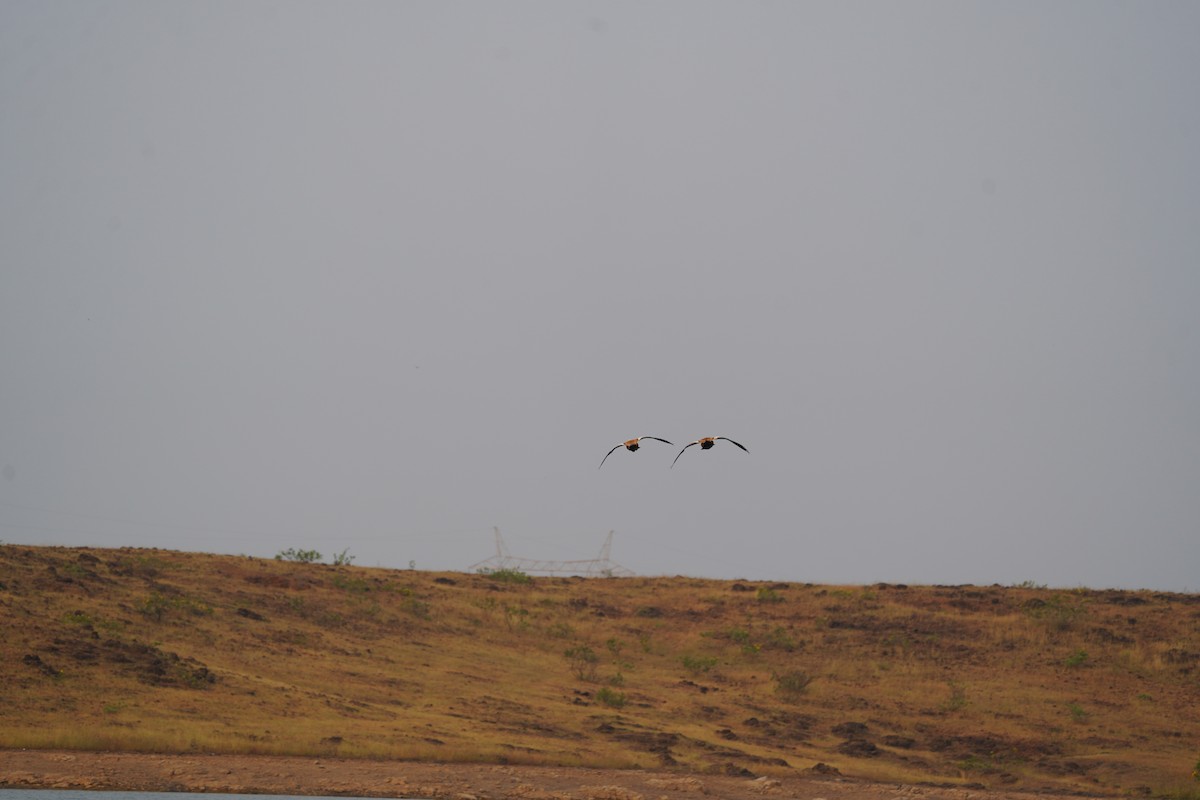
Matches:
[[1, 544, 1197, 798]]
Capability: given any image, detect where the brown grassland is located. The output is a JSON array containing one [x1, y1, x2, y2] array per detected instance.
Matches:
[[1, 544, 1198, 798]]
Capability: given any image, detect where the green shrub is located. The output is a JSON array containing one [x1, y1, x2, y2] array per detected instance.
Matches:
[[403, 598, 432, 620], [565, 645, 599, 681], [138, 592, 212, 621], [763, 626, 800, 652], [756, 586, 784, 603], [61, 611, 93, 626], [720, 625, 798, 656], [774, 669, 812, 700], [316, 611, 346, 628], [502, 604, 529, 631], [957, 755, 994, 774], [727, 627, 751, 645], [1065, 649, 1089, 668], [114, 554, 170, 577], [332, 574, 371, 593], [596, 687, 626, 708], [1024, 594, 1087, 631], [481, 568, 531, 584], [546, 622, 575, 639], [276, 548, 322, 563], [681, 654, 717, 675], [941, 681, 968, 712]]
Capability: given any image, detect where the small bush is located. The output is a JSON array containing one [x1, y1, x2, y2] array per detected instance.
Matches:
[[1025, 594, 1087, 631], [481, 568, 531, 584], [596, 687, 626, 708], [565, 645, 599, 681], [316, 611, 346, 628], [764, 626, 800, 652], [957, 754, 994, 774], [942, 681, 968, 712], [332, 574, 371, 593], [681, 654, 717, 675], [61, 611, 93, 626], [1065, 649, 1089, 668], [720, 625, 799, 656], [756, 586, 784, 603], [403, 598, 432, 620], [503, 604, 529, 631], [331, 548, 355, 566], [114, 555, 169, 577], [276, 548, 322, 563], [138, 593, 213, 621], [774, 669, 813, 700], [546, 622, 575, 639]]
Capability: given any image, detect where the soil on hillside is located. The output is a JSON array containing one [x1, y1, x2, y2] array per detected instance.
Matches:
[[0, 750, 1108, 800]]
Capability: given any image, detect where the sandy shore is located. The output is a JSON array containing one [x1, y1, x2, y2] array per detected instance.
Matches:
[[0, 750, 1108, 800]]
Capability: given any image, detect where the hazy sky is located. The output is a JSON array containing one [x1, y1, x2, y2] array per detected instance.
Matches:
[[3, 2, 1198, 590]]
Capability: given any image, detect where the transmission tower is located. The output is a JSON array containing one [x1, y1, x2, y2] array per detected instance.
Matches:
[[469, 528, 634, 577]]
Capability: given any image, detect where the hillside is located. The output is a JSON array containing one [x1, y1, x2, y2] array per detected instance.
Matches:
[[1, 544, 1197, 796]]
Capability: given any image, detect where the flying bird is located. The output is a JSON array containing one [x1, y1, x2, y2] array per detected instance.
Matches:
[[671, 436, 749, 468], [598, 436, 674, 469]]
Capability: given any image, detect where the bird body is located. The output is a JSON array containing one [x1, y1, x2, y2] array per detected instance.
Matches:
[[598, 436, 674, 469], [671, 436, 748, 467]]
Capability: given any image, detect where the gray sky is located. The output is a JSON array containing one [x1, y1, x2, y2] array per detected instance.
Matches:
[[3, 2, 1198, 591]]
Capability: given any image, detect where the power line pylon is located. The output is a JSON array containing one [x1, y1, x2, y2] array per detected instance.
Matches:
[[469, 527, 634, 577]]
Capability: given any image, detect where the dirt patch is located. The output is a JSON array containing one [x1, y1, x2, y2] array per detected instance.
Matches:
[[741, 711, 814, 744], [596, 723, 679, 766], [0, 750, 1115, 800], [43, 634, 215, 688]]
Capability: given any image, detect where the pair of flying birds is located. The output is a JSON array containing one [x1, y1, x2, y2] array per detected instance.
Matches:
[[599, 436, 748, 469]]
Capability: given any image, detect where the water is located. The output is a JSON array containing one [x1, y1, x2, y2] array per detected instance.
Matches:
[[1, 793, 414, 800]]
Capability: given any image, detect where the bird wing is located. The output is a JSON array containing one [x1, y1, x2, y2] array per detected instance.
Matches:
[[639, 436, 674, 445], [598, 444, 624, 469], [670, 441, 700, 468], [716, 436, 749, 452]]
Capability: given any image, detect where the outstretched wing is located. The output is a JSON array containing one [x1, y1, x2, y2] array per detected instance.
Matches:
[[639, 436, 673, 446], [598, 444, 624, 469], [716, 436, 749, 452], [670, 441, 700, 468]]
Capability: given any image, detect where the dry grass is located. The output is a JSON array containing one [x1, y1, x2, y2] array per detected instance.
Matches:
[[1, 544, 1198, 797]]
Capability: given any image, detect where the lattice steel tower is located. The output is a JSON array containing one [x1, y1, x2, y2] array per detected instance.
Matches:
[[469, 527, 634, 577]]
